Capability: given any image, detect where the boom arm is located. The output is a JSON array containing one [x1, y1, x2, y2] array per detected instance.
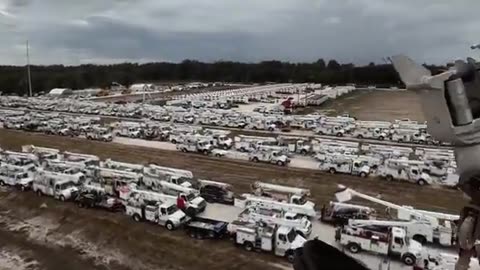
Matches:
[[335, 185, 440, 226]]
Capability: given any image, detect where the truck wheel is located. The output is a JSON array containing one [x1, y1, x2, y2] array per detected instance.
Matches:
[[397, 139, 403, 143], [78, 202, 85, 208], [165, 222, 174, 231], [277, 161, 285, 166], [347, 243, 360, 254], [171, 139, 177, 144], [202, 150, 209, 155], [412, 235, 427, 245], [402, 254, 416, 266], [417, 179, 427, 186], [244, 241, 254, 252], [189, 231, 197, 238], [419, 140, 425, 145], [379, 136, 384, 141], [59, 195, 66, 202], [252, 157, 259, 162], [336, 133, 343, 137], [36, 190, 43, 197], [20, 185, 27, 192], [0, 180, 5, 186], [359, 172, 367, 178], [222, 145, 229, 150], [240, 147, 246, 152], [356, 134, 363, 139], [286, 251, 295, 263], [300, 149, 307, 155], [133, 214, 142, 222], [386, 175, 394, 181], [215, 153, 222, 157], [329, 168, 336, 174]]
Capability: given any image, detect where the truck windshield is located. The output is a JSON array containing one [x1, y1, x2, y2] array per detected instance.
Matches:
[[287, 229, 297, 242], [166, 205, 177, 215], [58, 182, 74, 190], [186, 193, 196, 201]]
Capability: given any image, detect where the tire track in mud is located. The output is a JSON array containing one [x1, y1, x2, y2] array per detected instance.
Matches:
[[0, 129, 465, 214]]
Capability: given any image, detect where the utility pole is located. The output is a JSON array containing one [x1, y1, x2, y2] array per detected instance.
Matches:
[[26, 40, 33, 97]]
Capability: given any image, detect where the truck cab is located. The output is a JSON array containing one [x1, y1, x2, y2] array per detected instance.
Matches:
[[127, 201, 188, 231], [215, 135, 233, 149], [87, 128, 113, 142]]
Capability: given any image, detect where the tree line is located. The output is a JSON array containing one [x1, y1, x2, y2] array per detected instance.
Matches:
[[0, 59, 446, 95]]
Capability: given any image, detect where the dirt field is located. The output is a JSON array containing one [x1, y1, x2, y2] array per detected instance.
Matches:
[[316, 90, 426, 122], [0, 129, 466, 270]]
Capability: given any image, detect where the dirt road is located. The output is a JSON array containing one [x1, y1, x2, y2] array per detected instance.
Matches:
[[0, 129, 465, 213]]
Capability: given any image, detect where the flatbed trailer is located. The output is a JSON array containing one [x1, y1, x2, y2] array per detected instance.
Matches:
[[185, 217, 229, 240]]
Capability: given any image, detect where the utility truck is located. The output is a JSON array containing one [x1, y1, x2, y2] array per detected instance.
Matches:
[[159, 181, 207, 216], [126, 189, 188, 230], [235, 193, 316, 218], [248, 150, 290, 166], [0, 166, 33, 190], [32, 170, 79, 201], [238, 207, 312, 237], [318, 157, 371, 177], [86, 127, 113, 142], [102, 159, 144, 173], [234, 222, 306, 263], [21, 145, 60, 162], [143, 164, 195, 189], [176, 140, 213, 155], [335, 185, 458, 246], [378, 159, 432, 185], [251, 182, 311, 206], [336, 225, 423, 266]]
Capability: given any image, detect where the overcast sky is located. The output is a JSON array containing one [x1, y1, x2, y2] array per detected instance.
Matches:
[[1, 0, 479, 66]]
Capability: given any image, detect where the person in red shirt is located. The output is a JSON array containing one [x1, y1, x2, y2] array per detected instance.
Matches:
[[176, 195, 186, 210]]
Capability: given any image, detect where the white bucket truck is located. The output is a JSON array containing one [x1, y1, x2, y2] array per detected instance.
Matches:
[[125, 189, 188, 230], [159, 181, 207, 216], [0, 165, 34, 190], [32, 170, 79, 201], [235, 223, 306, 263]]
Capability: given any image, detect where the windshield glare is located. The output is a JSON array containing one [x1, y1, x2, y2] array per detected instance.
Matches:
[[167, 205, 177, 215]]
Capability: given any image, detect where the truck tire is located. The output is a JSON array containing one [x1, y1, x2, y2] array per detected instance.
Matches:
[[397, 139, 403, 143], [36, 190, 43, 197], [133, 214, 142, 222], [181, 148, 187, 153], [20, 185, 27, 192], [402, 253, 416, 266], [244, 241, 254, 252], [277, 161, 285, 166], [78, 202, 85, 208], [419, 140, 425, 145], [0, 180, 5, 186], [165, 221, 174, 231], [300, 149, 307, 155], [356, 134, 363, 139], [336, 133, 343, 137], [359, 172, 367, 178], [240, 147, 246, 152], [223, 145, 229, 150], [386, 175, 394, 181], [202, 149, 209, 155], [171, 139, 177, 144], [329, 168, 336, 174], [252, 157, 259, 162], [286, 250, 295, 263], [59, 195, 66, 202], [347, 243, 360, 254], [417, 179, 427, 186], [379, 136, 384, 141], [189, 230, 197, 239], [412, 235, 427, 245]]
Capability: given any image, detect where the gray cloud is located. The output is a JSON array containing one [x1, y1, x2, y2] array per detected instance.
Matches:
[[1, 0, 479, 65]]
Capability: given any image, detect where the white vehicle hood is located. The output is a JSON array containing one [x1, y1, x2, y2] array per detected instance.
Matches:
[[291, 235, 307, 250], [408, 239, 423, 257], [191, 196, 205, 206], [303, 201, 316, 210], [360, 165, 370, 173], [170, 210, 187, 222], [61, 187, 79, 197]]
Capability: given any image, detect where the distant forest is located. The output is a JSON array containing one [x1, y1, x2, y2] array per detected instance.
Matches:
[[0, 59, 447, 95]]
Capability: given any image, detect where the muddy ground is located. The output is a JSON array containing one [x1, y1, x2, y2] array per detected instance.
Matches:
[[0, 129, 466, 270], [300, 90, 426, 122]]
